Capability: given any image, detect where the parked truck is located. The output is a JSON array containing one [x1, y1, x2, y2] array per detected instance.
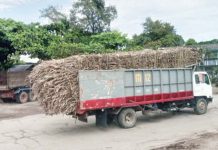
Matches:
[[0, 64, 34, 103], [76, 68, 212, 128]]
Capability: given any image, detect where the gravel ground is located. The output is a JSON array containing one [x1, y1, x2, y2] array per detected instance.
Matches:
[[0, 95, 217, 150]]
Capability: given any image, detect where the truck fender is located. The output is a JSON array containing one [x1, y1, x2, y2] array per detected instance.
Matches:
[[14, 87, 31, 95]]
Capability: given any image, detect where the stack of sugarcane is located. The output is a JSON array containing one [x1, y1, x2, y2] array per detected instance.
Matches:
[[28, 47, 201, 116]]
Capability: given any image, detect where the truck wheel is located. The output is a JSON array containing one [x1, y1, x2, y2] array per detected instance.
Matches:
[[29, 91, 34, 101], [118, 108, 137, 128], [194, 98, 208, 115], [16, 91, 29, 103]]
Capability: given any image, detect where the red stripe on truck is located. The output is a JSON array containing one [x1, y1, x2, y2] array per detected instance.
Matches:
[[77, 91, 193, 113]]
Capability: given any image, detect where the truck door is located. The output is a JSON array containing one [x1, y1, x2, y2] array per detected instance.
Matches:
[[193, 72, 212, 98]]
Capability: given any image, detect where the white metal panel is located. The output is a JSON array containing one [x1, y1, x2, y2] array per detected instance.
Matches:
[[79, 70, 125, 101]]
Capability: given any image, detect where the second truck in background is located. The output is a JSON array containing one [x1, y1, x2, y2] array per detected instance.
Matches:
[[0, 64, 34, 103]]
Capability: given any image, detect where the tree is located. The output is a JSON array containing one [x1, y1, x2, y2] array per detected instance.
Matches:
[[0, 30, 16, 69], [70, 0, 117, 33], [90, 31, 128, 49], [161, 34, 184, 47], [143, 17, 175, 41], [186, 38, 197, 46], [132, 33, 149, 46], [133, 17, 184, 49], [41, 6, 67, 23]]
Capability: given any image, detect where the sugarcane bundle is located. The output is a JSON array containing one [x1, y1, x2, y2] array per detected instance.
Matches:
[[28, 47, 201, 116]]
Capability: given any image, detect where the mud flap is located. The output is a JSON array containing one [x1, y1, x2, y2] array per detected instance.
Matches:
[[78, 114, 88, 123], [96, 110, 108, 127]]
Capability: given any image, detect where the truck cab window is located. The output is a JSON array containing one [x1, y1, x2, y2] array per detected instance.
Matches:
[[204, 74, 210, 85], [195, 75, 200, 84], [196, 73, 210, 85]]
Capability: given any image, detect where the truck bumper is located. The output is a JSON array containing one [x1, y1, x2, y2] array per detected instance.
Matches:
[[0, 90, 14, 99]]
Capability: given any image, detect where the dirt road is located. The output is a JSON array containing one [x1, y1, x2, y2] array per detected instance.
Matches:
[[0, 96, 218, 150], [0, 102, 43, 120], [154, 132, 218, 150]]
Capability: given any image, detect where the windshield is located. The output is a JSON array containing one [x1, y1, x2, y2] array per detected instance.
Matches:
[[195, 73, 210, 85]]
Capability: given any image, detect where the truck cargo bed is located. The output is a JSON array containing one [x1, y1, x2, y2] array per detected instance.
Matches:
[[78, 68, 194, 112]]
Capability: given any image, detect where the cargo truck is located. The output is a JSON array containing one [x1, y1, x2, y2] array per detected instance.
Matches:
[[0, 64, 34, 103], [75, 68, 213, 128]]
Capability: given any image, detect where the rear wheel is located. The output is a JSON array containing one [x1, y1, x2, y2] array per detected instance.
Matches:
[[194, 98, 208, 115], [118, 108, 137, 128], [16, 91, 29, 103], [28, 90, 34, 101]]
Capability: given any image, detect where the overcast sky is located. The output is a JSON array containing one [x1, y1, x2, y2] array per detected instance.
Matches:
[[0, 0, 218, 42]]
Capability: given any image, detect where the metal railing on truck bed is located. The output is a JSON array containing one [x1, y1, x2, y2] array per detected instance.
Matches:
[[78, 68, 194, 111]]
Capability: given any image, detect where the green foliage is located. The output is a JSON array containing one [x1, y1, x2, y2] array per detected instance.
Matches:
[[199, 39, 218, 45], [186, 38, 197, 46], [11, 24, 55, 59], [133, 17, 184, 49], [90, 31, 128, 49], [0, 13, 203, 65], [47, 42, 106, 58], [145, 40, 162, 50], [41, 0, 117, 34], [0, 30, 16, 69], [143, 17, 175, 41], [213, 68, 218, 84], [41, 6, 67, 23], [132, 33, 149, 46], [46, 31, 130, 58], [160, 34, 184, 47], [70, 0, 117, 33]]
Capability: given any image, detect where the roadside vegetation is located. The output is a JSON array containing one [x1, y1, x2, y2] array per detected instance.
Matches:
[[0, 0, 217, 70]]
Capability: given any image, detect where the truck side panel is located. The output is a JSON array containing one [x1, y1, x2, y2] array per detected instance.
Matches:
[[7, 71, 30, 89], [78, 69, 194, 112], [79, 71, 126, 109]]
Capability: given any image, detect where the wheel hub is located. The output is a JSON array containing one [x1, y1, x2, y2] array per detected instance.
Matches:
[[199, 101, 206, 111], [125, 113, 133, 123], [20, 92, 28, 103]]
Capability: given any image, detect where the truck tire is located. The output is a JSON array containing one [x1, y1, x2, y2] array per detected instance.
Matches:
[[29, 91, 34, 101], [118, 108, 137, 128], [16, 91, 29, 103], [194, 98, 208, 115]]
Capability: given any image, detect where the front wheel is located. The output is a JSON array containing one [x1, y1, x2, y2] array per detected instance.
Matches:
[[118, 108, 137, 128], [194, 98, 208, 115]]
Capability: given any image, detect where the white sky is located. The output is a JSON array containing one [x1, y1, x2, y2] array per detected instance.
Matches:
[[0, 0, 218, 42], [20, 55, 39, 63]]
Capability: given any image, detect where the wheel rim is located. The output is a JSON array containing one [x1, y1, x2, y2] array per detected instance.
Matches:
[[19, 92, 28, 103], [198, 101, 206, 112], [125, 113, 134, 124]]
